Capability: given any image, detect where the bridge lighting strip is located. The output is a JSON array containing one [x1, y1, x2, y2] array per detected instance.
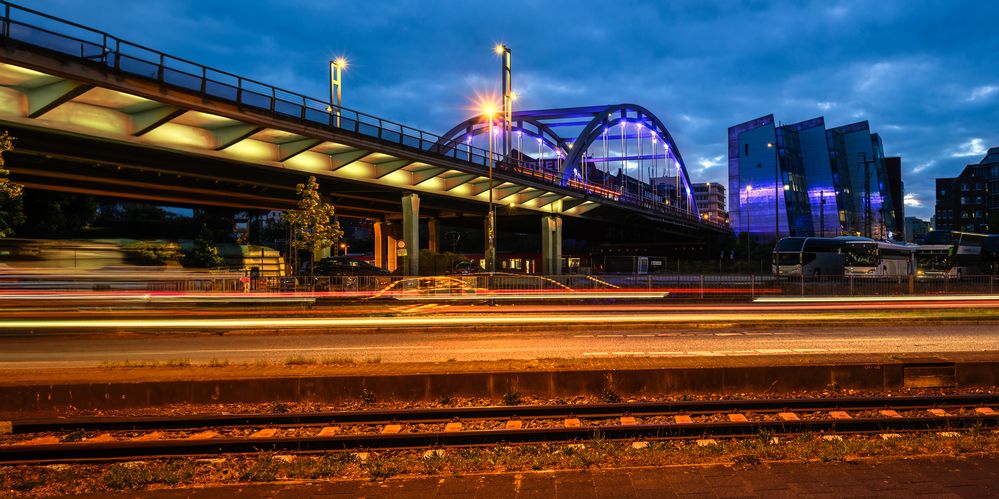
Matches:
[[391, 292, 668, 301], [755, 295, 999, 303]]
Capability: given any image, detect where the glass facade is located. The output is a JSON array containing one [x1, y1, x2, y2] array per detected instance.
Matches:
[[730, 115, 903, 242]]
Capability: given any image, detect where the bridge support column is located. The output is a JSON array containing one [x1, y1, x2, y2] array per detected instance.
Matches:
[[373, 221, 386, 270], [428, 217, 440, 254], [402, 193, 420, 276], [541, 215, 562, 275]]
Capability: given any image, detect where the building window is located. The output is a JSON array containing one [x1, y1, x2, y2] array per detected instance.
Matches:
[[960, 197, 968, 205], [744, 144, 749, 157], [962, 183, 969, 191]]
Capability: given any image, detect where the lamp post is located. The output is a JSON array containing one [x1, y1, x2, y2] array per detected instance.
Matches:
[[746, 185, 753, 269], [329, 57, 347, 127], [495, 44, 512, 162], [483, 105, 497, 273]]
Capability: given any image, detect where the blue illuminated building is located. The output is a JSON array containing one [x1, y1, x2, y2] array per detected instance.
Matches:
[[728, 115, 903, 243]]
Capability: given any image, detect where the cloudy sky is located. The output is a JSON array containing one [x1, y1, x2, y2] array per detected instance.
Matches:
[[35, 0, 999, 220]]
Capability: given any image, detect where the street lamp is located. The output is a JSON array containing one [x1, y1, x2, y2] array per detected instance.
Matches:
[[745, 184, 753, 265], [495, 44, 512, 162], [329, 57, 347, 127], [480, 101, 499, 273]]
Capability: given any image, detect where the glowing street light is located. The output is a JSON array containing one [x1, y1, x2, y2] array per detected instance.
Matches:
[[329, 57, 347, 127]]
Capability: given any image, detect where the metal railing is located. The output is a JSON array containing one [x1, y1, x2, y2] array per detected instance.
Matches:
[[1, 270, 997, 300], [0, 1, 722, 228]]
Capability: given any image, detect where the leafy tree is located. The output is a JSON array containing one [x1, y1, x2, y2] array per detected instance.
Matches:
[[284, 176, 342, 276], [0, 131, 24, 237], [183, 225, 225, 269], [122, 241, 180, 266], [21, 192, 98, 237]]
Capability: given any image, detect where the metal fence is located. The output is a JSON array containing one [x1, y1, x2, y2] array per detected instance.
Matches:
[[2, 270, 997, 300]]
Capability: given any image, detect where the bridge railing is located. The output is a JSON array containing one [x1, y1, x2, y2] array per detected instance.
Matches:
[[0, 1, 723, 228]]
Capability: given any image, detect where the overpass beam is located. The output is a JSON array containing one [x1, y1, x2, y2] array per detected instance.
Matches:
[[130, 105, 186, 136], [26, 80, 93, 118], [401, 193, 420, 276], [541, 215, 563, 275]]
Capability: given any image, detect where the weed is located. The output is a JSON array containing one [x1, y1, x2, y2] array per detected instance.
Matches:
[[365, 455, 407, 480], [502, 390, 522, 406], [446, 358, 457, 363], [207, 358, 229, 368], [285, 356, 318, 366], [438, 394, 454, 406], [165, 359, 191, 367], [286, 453, 353, 479], [240, 455, 283, 482], [270, 402, 292, 414], [600, 387, 621, 403], [420, 451, 448, 475], [360, 389, 376, 405], [62, 431, 86, 443], [321, 356, 355, 365], [253, 359, 270, 367], [364, 357, 382, 364], [102, 462, 195, 489]]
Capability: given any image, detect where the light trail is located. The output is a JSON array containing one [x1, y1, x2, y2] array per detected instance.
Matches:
[[0, 309, 980, 330], [755, 295, 999, 303]]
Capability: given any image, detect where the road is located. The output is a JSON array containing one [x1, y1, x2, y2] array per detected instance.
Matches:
[[1, 322, 996, 369]]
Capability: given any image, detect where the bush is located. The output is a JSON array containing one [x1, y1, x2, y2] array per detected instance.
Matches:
[[122, 241, 179, 266]]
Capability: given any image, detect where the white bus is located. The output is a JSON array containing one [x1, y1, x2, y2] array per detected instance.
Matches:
[[916, 230, 991, 277], [843, 240, 916, 277], [772, 236, 860, 277]]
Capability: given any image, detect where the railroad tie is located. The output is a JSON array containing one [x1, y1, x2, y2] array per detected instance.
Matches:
[[975, 407, 997, 415], [0, 421, 10, 435], [188, 431, 219, 440], [444, 422, 462, 432], [131, 432, 165, 441], [674, 415, 693, 424], [778, 412, 799, 421], [619, 416, 637, 425], [928, 408, 949, 416], [250, 428, 278, 439], [829, 411, 851, 419], [382, 424, 402, 434], [879, 410, 902, 418], [727, 414, 749, 423], [317, 426, 340, 437], [564, 418, 581, 428], [505, 420, 523, 430], [16, 436, 59, 446], [85, 433, 115, 443]]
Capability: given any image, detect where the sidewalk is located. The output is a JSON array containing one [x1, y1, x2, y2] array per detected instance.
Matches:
[[78, 455, 999, 498]]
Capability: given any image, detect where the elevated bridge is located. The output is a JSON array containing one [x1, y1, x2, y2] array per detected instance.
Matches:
[[0, 2, 727, 274]]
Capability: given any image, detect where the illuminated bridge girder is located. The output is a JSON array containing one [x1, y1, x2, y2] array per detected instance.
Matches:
[[441, 104, 701, 218]]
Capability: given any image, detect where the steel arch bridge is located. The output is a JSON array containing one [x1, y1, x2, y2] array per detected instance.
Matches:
[[439, 105, 699, 217]]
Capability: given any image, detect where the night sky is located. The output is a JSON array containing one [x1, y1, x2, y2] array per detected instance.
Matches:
[[34, 0, 999, 220]]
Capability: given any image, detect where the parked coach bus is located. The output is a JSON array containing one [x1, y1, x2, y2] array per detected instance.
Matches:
[[772, 236, 863, 277], [916, 230, 999, 277], [842, 239, 916, 277]]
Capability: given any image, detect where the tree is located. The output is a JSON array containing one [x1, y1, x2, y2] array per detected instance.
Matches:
[[183, 224, 225, 269], [0, 131, 24, 238], [284, 176, 342, 276]]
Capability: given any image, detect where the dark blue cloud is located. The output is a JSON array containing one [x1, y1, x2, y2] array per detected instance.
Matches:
[[34, 0, 999, 219]]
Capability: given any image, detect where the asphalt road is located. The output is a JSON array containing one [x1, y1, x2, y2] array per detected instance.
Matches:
[[1, 322, 996, 369]]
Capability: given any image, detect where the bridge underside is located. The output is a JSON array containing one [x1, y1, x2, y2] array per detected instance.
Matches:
[[0, 18, 726, 249]]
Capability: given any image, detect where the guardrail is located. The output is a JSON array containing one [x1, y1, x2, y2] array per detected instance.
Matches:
[[0, 1, 724, 228], [2, 272, 998, 299]]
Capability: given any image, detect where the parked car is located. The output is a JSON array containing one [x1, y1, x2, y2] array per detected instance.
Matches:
[[312, 257, 390, 276]]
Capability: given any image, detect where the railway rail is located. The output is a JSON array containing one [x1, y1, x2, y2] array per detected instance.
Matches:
[[2, 394, 998, 465]]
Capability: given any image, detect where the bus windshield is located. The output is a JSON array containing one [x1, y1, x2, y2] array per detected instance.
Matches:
[[844, 243, 878, 267], [917, 251, 951, 272], [922, 231, 953, 245]]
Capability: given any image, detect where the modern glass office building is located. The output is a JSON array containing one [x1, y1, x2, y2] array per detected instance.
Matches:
[[729, 115, 903, 243]]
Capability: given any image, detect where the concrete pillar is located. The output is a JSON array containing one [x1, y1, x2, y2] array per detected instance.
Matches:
[[428, 217, 440, 254], [373, 221, 385, 269], [386, 227, 399, 274], [541, 215, 563, 275], [402, 193, 420, 276]]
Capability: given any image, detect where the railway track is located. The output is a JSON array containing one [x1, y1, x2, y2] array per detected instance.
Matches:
[[2, 394, 998, 465]]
